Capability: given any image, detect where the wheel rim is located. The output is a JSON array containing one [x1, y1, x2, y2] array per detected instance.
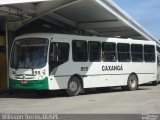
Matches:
[[130, 77, 136, 88], [69, 81, 78, 92]]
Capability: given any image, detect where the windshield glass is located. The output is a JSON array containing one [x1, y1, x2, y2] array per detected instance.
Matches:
[[10, 38, 49, 69]]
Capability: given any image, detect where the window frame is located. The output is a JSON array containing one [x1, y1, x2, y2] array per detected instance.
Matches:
[[131, 44, 143, 62], [117, 43, 131, 62], [57, 42, 70, 62], [102, 42, 117, 62], [88, 41, 101, 62], [49, 42, 70, 63], [72, 40, 88, 62], [144, 45, 155, 62]]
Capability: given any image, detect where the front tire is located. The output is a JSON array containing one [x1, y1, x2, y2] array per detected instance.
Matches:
[[127, 74, 138, 91], [66, 77, 82, 96]]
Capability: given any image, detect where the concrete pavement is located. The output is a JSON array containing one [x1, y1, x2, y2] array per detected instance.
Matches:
[[0, 84, 160, 114]]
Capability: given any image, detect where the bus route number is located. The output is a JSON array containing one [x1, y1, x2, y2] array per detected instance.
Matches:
[[81, 67, 88, 71]]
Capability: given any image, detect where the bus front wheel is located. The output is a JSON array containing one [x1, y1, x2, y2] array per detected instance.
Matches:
[[66, 77, 82, 96], [127, 74, 138, 91]]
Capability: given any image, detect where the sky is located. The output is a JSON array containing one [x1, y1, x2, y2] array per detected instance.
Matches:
[[113, 0, 160, 40]]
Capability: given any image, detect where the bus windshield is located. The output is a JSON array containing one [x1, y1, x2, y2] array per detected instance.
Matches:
[[10, 38, 49, 69]]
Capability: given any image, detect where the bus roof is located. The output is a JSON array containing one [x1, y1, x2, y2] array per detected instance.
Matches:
[[15, 33, 156, 45]]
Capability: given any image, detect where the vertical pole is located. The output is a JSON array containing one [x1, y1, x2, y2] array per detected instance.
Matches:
[[5, 22, 9, 90]]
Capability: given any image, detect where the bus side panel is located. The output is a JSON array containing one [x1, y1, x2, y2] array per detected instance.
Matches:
[[135, 63, 157, 84], [48, 62, 71, 90], [48, 76, 70, 90], [83, 75, 128, 88], [48, 61, 157, 90], [138, 74, 156, 85]]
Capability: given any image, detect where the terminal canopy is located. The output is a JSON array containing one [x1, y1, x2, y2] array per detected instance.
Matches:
[[0, 0, 159, 43]]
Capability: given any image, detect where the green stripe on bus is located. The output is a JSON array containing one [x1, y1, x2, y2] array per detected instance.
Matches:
[[9, 77, 49, 90]]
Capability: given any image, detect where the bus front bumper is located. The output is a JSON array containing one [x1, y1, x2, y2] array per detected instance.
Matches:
[[9, 77, 49, 90]]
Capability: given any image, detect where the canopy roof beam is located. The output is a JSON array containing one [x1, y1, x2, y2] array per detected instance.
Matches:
[[78, 21, 126, 29], [48, 13, 77, 27], [8, 0, 83, 30]]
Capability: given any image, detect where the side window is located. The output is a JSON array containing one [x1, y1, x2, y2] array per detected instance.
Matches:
[[72, 40, 88, 62], [49, 42, 69, 63], [58, 43, 69, 62], [89, 41, 101, 62], [156, 46, 160, 64], [144, 45, 155, 62], [156, 46, 160, 53], [117, 43, 130, 62], [131, 44, 143, 62], [102, 42, 116, 62]]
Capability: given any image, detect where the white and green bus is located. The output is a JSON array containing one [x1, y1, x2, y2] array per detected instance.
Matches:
[[9, 33, 158, 96]]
